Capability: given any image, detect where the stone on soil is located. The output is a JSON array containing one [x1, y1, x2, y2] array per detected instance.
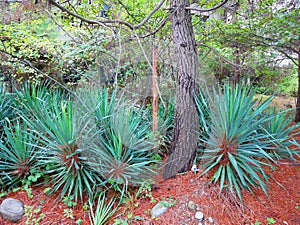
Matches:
[[151, 201, 169, 218], [195, 211, 204, 221], [187, 200, 197, 211], [0, 198, 24, 223]]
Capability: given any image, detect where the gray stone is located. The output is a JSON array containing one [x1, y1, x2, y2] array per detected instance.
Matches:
[[0, 198, 24, 223], [187, 200, 197, 211], [208, 217, 214, 223], [195, 211, 204, 221], [151, 201, 169, 218]]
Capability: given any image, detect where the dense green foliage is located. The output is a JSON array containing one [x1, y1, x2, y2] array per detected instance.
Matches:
[[1, 0, 300, 223]]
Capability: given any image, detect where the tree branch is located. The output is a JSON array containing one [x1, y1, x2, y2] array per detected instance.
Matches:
[[47, 0, 134, 29], [198, 43, 241, 68], [140, 15, 169, 38], [47, 0, 166, 30], [133, 0, 166, 29], [275, 48, 298, 66], [186, 0, 228, 12], [0, 49, 75, 95]]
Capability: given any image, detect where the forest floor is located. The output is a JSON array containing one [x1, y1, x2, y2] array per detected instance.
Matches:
[[0, 96, 299, 225]]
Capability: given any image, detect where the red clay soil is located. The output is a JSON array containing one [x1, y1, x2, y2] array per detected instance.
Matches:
[[0, 159, 299, 225]]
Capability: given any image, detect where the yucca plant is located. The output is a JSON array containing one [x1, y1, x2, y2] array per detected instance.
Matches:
[[88, 103, 157, 193], [16, 83, 101, 201], [0, 85, 15, 139], [89, 192, 119, 225], [196, 84, 288, 201], [261, 108, 300, 160], [0, 122, 39, 189]]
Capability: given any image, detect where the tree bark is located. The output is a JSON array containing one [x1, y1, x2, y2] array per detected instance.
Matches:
[[152, 45, 158, 135], [163, 0, 200, 179], [295, 51, 300, 122]]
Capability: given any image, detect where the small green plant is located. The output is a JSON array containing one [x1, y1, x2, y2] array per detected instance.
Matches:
[[21, 182, 33, 199], [62, 196, 77, 208], [43, 187, 52, 194], [75, 218, 83, 224], [82, 201, 90, 211], [63, 208, 75, 219], [267, 217, 276, 224], [251, 220, 261, 225], [113, 215, 144, 225], [24, 205, 45, 225], [135, 180, 155, 202], [159, 196, 176, 208], [0, 191, 7, 198], [89, 192, 120, 225]]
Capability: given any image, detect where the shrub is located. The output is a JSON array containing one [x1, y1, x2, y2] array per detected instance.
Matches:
[[196, 84, 294, 201], [261, 108, 300, 160], [88, 97, 157, 193], [0, 85, 15, 139], [16, 83, 100, 200], [0, 122, 39, 189]]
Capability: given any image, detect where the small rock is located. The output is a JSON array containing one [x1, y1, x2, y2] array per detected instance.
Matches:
[[151, 201, 168, 218], [195, 211, 204, 222], [0, 198, 24, 222], [208, 217, 214, 223], [187, 200, 197, 211]]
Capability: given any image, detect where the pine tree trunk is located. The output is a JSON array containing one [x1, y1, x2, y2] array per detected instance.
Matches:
[[295, 51, 300, 122], [163, 0, 200, 179]]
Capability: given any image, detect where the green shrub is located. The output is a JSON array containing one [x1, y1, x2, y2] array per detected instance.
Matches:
[[16, 83, 100, 201], [196, 84, 294, 201], [88, 103, 157, 193], [0, 85, 15, 139], [261, 108, 299, 159], [0, 122, 39, 189]]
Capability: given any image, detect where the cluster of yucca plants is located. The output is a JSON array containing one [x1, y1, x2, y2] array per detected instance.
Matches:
[[196, 84, 299, 201], [0, 82, 157, 204]]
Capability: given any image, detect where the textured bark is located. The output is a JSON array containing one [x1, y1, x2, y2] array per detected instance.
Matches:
[[163, 0, 200, 179], [295, 51, 300, 122], [152, 45, 158, 134]]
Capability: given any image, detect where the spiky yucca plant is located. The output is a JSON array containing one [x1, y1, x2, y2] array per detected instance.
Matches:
[[261, 108, 300, 160], [89, 104, 157, 193], [16, 84, 100, 200], [196, 84, 291, 201], [0, 85, 15, 139], [0, 122, 39, 189]]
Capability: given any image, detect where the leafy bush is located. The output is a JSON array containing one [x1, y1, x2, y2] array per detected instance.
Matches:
[[0, 122, 39, 189], [196, 84, 295, 201]]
